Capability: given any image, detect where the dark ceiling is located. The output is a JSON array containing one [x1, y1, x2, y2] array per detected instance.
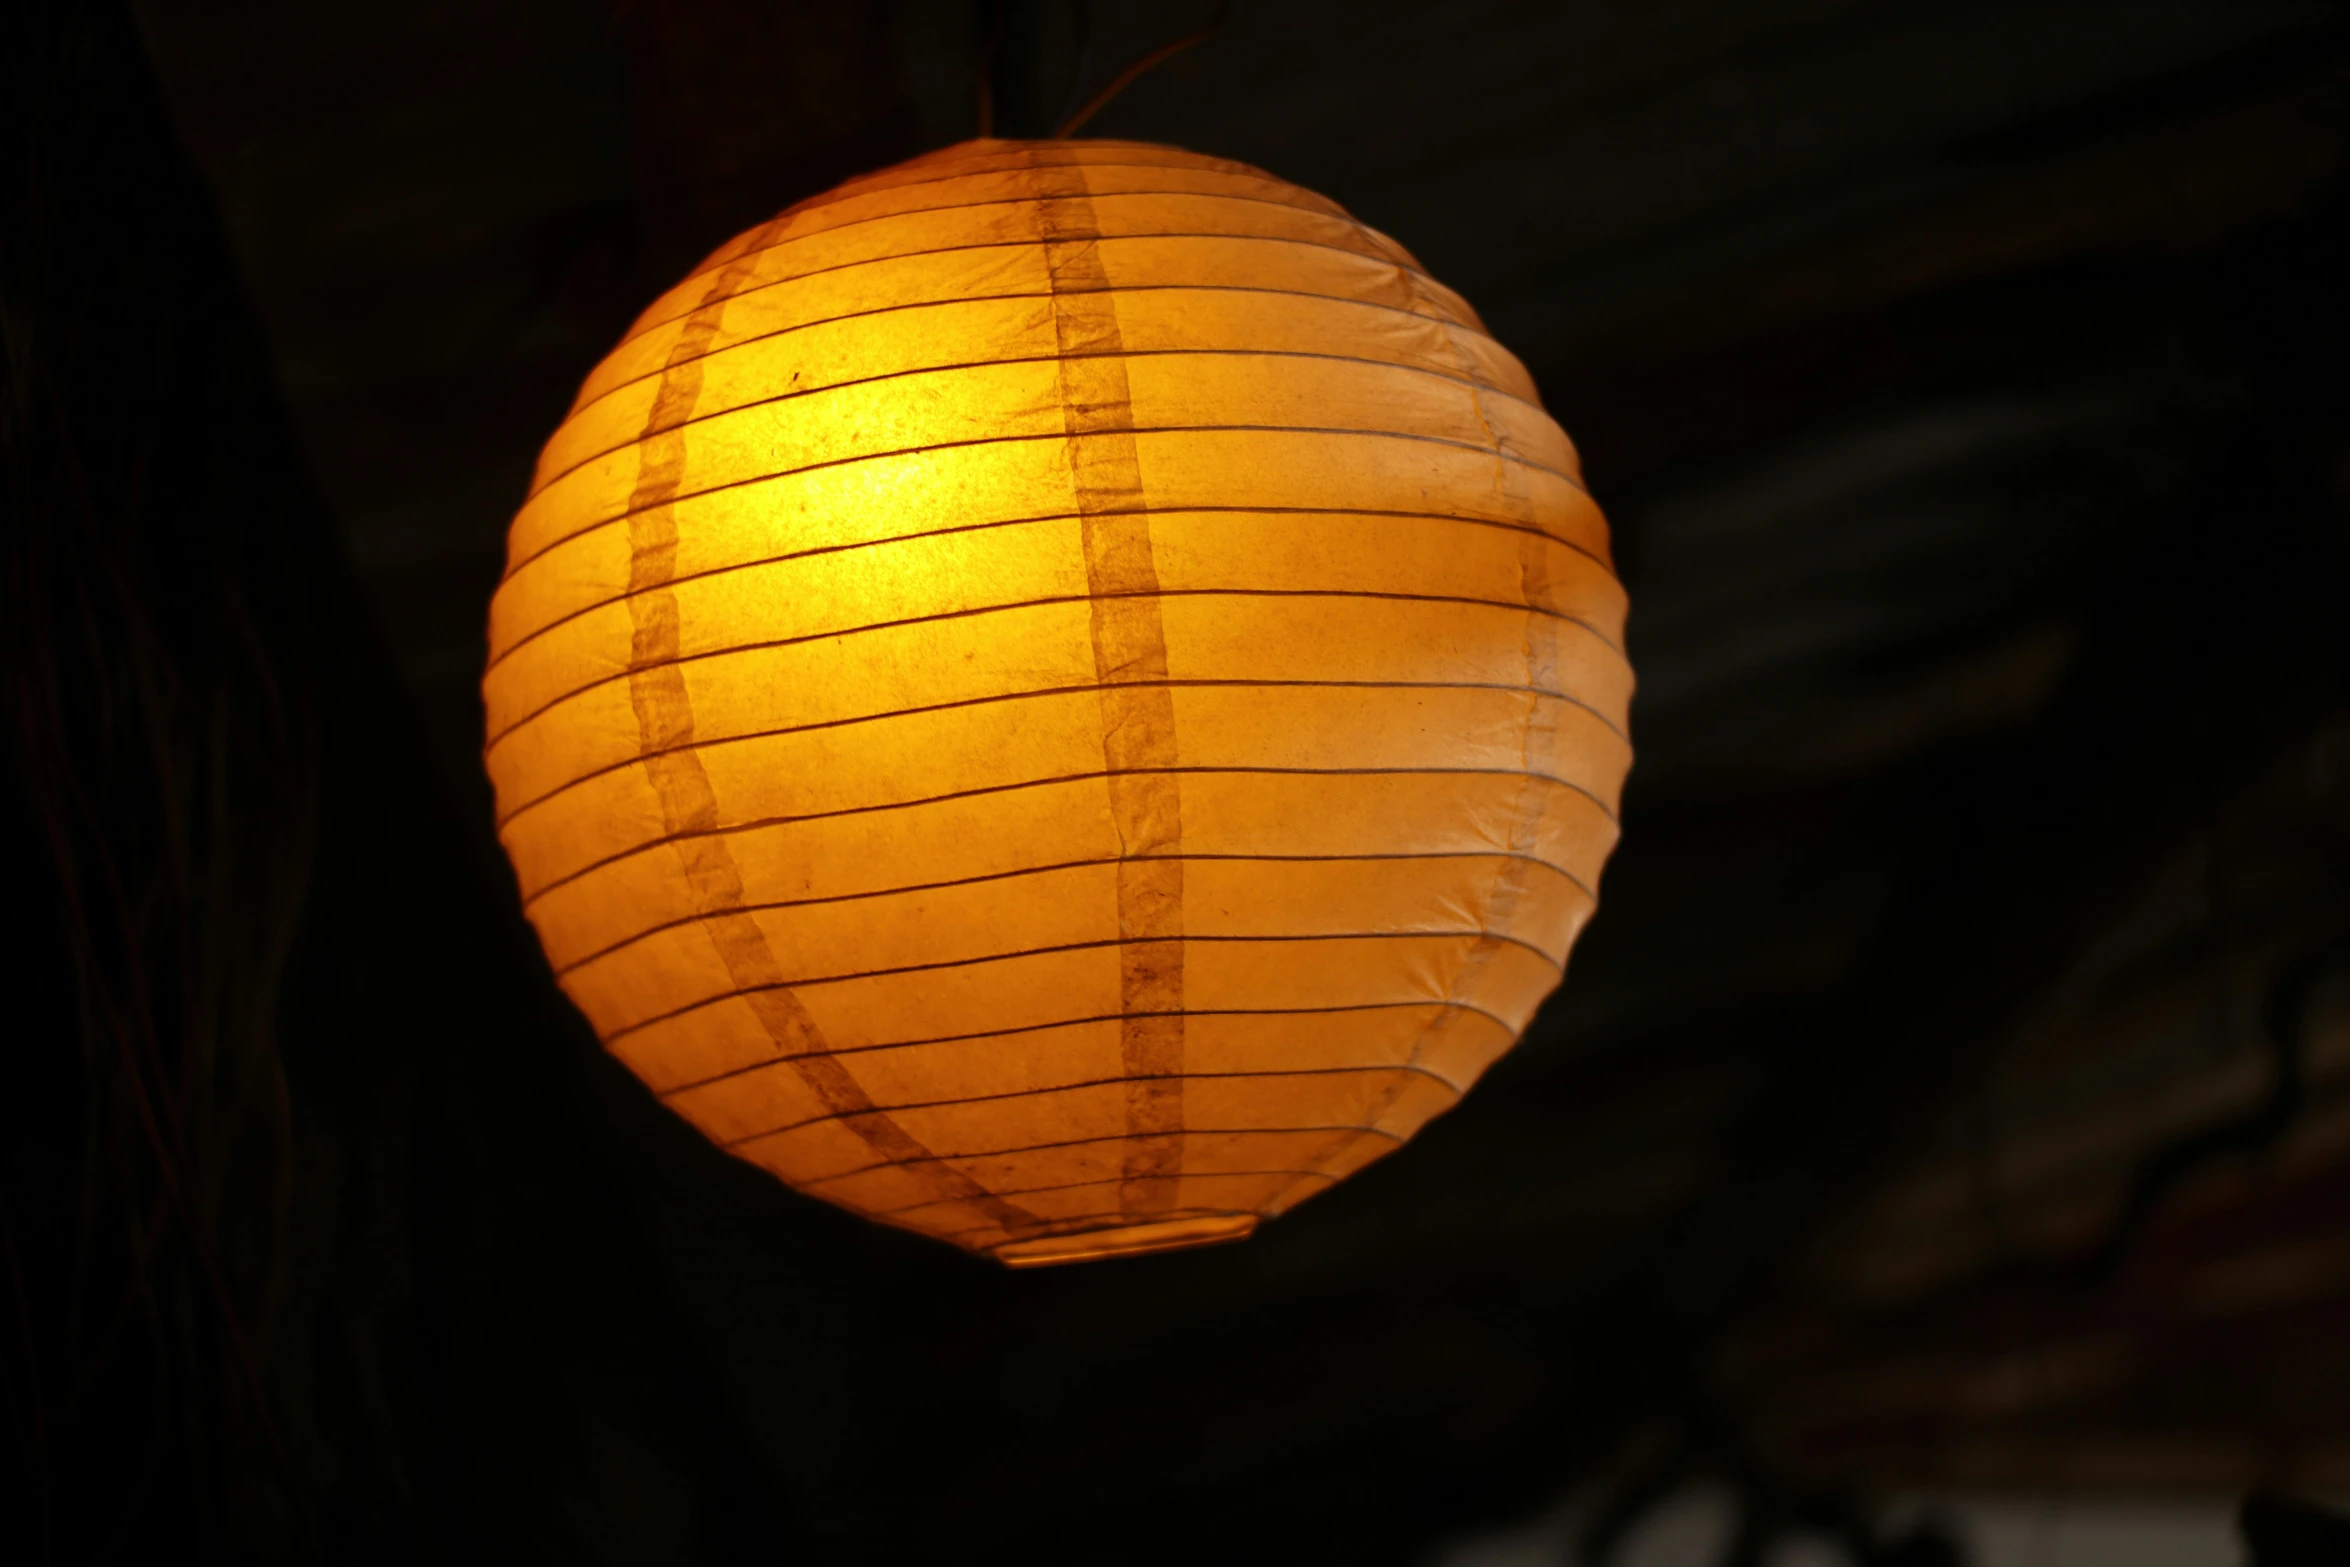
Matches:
[[8, 1, 2350, 1562]]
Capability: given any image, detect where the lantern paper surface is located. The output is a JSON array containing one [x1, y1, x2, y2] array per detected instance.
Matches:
[[485, 139, 1632, 1266]]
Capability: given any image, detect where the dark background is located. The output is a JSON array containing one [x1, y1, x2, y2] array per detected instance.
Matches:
[[5, 1, 2350, 1562]]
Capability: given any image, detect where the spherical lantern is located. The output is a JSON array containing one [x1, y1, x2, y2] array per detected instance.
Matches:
[[485, 139, 1632, 1266]]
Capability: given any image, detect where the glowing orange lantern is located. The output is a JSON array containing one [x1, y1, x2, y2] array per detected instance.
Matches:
[[484, 139, 1632, 1265]]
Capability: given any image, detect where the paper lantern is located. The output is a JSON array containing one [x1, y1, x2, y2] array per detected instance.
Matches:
[[485, 139, 1632, 1266]]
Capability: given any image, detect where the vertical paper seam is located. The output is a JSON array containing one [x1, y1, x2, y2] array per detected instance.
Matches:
[[1032, 146, 1190, 1223], [1260, 269, 1567, 1216], [616, 221, 1042, 1239]]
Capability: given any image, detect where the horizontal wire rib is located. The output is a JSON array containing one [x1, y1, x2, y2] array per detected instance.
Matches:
[[668, 168, 1345, 291], [554, 850, 1596, 975], [515, 765, 1624, 903], [559, 278, 1528, 440], [532, 343, 1554, 504], [632, 185, 1422, 343], [485, 588, 1623, 750], [500, 420, 1588, 585], [871, 1167, 1337, 1222], [789, 1123, 1407, 1192], [608, 228, 1481, 406], [776, 151, 1297, 217], [680, 151, 1296, 252], [711, 1062, 1464, 1150], [654, 999, 1521, 1097], [841, 141, 1305, 182], [602, 929, 1566, 1046], [654, 179, 1386, 309], [486, 504, 1616, 672], [662, 154, 1198, 273], [493, 678, 1630, 830]]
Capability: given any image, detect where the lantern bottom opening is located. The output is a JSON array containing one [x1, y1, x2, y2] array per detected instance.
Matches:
[[992, 1213, 1258, 1269]]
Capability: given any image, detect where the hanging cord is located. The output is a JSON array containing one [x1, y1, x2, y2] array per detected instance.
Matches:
[[1056, 0, 1233, 138], [1052, 0, 1095, 135]]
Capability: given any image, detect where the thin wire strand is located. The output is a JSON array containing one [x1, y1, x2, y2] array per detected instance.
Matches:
[[1057, 1, 1233, 138], [1054, 0, 1094, 132]]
